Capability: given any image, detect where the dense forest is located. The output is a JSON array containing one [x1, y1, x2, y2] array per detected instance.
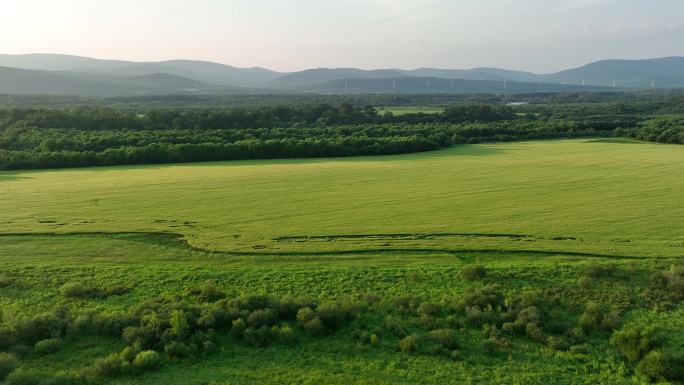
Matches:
[[0, 92, 682, 170]]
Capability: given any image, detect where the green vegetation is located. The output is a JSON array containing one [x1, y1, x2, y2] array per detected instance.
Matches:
[[0, 138, 683, 383]]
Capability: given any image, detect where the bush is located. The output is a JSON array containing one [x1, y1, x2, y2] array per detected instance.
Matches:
[[133, 350, 163, 370], [483, 336, 510, 353], [0, 275, 13, 288], [34, 338, 62, 354], [428, 329, 458, 350], [301, 317, 325, 336], [525, 323, 544, 342], [461, 265, 487, 281], [383, 316, 406, 337], [59, 282, 101, 299], [610, 323, 657, 363], [399, 335, 418, 354], [231, 318, 247, 339], [93, 353, 127, 378], [546, 336, 569, 351], [570, 344, 590, 354], [164, 341, 194, 359], [246, 309, 277, 328], [584, 264, 617, 279], [0, 352, 19, 381], [3, 371, 46, 385]]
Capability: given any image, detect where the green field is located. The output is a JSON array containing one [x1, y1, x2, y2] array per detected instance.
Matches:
[[2, 139, 684, 257], [376, 106, 443, 115], [1, 139, 684, 384]]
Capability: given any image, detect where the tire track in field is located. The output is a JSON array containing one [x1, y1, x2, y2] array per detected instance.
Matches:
[[0, 231, 674, 261]]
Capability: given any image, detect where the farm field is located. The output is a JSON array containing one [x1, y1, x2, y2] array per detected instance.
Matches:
[[2, 139, 684, 258], [1, 139, 684, 384], [376, 106, 443, 115]]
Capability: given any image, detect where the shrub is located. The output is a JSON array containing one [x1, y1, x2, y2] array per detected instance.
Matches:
[[383, 316, 406, 337], [296, 307, 316, 325], [0, 275, 13, 288], [483, 336, 510, 353], [230, 318, 247, 339], [246, 309, 277, 329], [570, 344, 590, 354], [243, 326, 276, 347], [59, 282, 100, 299], [636, 350, 672, 381], [276, 325, 297, 345], [188, 283, 225, 303], [93, 353, 127, 378], [122, 326, 158, 349], [610, 323, 657, 363], [164, 341, 194, 359], [399, 335, 418, 354], [525, 323, 543, 341], [34, 338, 62, 354], [546, 336, 569, 351], [133, 350, 163, 370], [0, 353, 19, 381], [417, 302, 440, 317], [429, 329, 458, 350], [461, 265, 487, 281], [105, 285, 131, 296], [3, 371, 46, 385], [369, 334, 380, 346], [584, 264, 617, 279], [301, 317, 325, 336]]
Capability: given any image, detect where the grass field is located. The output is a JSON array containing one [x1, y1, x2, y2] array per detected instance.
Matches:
[[2, 139, 683, 258], [1, 139, 684, 384], [376, 106, 443, 115]]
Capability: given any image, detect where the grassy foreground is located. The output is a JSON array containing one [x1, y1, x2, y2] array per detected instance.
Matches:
[[1, 139, 683, 384]]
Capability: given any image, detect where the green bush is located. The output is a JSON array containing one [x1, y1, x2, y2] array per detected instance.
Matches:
[[546, 336, 569, 351], [461, 265, 487, 281], [0, 275, 13, 288], [0, 352, 19, 381], [399, 335, 418, 354], [59, 282, 101, 299], [133, 350, 162, 370], [428, 329, 458, 350], [3, 371, 46, 385], [584, 264, 617, 278], [610, 323, 657, 363], [246, 309, 277, 328], [163, 341, 194, 359], [92, 353, 127, 378], [230, 318, 247, 339], [34, 338, 62, 354], [525, 323, 544, 342], [636, 350, 671, 381]]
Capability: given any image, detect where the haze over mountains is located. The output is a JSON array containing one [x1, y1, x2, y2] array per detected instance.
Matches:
[[0, 54, 683, 96]]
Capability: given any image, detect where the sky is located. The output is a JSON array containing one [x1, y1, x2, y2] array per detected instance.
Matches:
[[1, 0, 683, 73]]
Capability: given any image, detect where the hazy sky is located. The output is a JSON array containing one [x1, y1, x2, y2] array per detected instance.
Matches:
[[1, 0, 683, 73]]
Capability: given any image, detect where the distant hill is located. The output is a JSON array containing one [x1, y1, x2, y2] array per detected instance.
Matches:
[[303, 77, 604, 94], [0, 54, 282, 87], [269, 68, 406, 88], [0, 53, 682, 95], [0, 66, 209, 96], [540, 57, 684, 88]]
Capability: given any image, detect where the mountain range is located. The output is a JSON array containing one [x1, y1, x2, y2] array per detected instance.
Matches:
[[0, 54, 683, 96]]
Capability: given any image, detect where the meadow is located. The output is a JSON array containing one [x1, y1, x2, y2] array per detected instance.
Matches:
[[1, 139, 683, 384]]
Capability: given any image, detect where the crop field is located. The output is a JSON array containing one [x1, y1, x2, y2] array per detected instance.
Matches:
[[1, 139, 684, 384], [376, 106, 443, 115], [2, 139, 684, 258]]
